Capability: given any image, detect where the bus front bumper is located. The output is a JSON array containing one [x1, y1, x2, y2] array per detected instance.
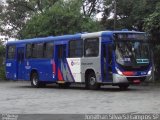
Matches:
[[112, 73, 151, 84]]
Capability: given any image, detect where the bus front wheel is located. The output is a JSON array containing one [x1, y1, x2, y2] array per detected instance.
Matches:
[[86, 72, 100, 90], [31, 72, 45, 88]]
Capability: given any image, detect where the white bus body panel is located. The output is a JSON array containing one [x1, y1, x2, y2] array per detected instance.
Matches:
[[67, 58, 82, 82], [81, 57, 101, 83]]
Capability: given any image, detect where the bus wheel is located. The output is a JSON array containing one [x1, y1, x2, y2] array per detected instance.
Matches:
[[87, 72, 100, 90], [119, 84, 129, 90], [31, 72, 45, 88]]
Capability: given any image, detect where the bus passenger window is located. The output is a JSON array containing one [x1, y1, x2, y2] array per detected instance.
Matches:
[[69, 40, 83, 58], [44, 43, 54, 58], [84, 38, 99, 57], [32, 44, 36, 58], [7, 45, 16, 59], [26, 44, 32, 58], [35, 43, 43, 58]]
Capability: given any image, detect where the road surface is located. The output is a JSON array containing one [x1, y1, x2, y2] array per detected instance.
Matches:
[[0, 81, 159, 114]]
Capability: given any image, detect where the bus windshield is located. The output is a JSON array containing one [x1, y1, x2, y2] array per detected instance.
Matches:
[[115, 41, 150, 67]]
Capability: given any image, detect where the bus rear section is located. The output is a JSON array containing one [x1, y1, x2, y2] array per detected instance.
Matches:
[[5, 35, 83, 88], [6, 45, 17, 80]]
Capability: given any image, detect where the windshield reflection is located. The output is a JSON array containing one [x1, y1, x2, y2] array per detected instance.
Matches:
[[115, 41, 150, 66]]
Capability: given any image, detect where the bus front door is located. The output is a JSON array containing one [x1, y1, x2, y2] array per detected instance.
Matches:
[[102, 44, 113, 82], [55, 45, 66, 81], [17, 47, 25, 80]]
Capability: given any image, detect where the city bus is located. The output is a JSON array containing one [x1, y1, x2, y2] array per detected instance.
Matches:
[[5, 30, 152, 89]]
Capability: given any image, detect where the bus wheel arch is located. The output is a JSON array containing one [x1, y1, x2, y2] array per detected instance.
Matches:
[[30, 69, 45, 88], [85, 69, 100, 90], [30, 69, 38, 80]]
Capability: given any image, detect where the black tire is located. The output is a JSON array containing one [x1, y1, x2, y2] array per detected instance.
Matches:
[[119, 84, 129, 90], [31, 72, 45, 88], [58, 83, 71, 88], [86, 72, 100, 90]]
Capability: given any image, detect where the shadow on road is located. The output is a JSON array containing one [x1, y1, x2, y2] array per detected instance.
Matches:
[[12, 83, 140, 92]]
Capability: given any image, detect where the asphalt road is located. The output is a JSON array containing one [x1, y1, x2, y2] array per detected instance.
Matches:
[[0, 81, 160, 114]]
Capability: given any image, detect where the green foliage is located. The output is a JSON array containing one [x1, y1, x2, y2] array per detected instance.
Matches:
[[0, 0, 33, 37], [143, 2, 160, 43], [0, 45, 5, 81], [0, 66, 6, 80], [0, 44, 5, 66], [0, 0, 58, 38], [0, 45, 5, 56], [142, 2, 160, 80], [102, 0, 134, 30], [20, 0, 102, 38], [102, 0, 159, 30], [0, 0, 102, 38]]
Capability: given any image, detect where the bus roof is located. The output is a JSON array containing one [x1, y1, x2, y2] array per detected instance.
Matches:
[[6, 30, 145, 45], [7, 34, 81, 45]]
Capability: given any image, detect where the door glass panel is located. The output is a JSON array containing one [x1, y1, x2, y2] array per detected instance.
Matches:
[[17, 48, 24, 62], [103, 44, 107, 80], [102, 44, 113, 82], [58, 46, 64, 59]]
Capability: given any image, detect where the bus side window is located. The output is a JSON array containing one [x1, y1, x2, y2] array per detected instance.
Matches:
[[32, 44, 36, 58], [7, 45, 16, 59], [69, 40, 83, 58], [44, 43, 54, 58], [26, 44, 32, 58], [29, 43, 44, 58], [84, 38, 99, 57], [35, 43, 43, 58]]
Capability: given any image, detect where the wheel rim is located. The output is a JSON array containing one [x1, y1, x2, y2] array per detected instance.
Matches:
[[32, 76, 38, 86], [89, 76, 96, 85]]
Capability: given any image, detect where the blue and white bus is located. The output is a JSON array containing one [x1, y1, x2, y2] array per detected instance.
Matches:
[[6, 30, 152, 89]]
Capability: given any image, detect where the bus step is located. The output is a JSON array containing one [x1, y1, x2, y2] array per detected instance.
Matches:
[[57, 81, 65, 84]]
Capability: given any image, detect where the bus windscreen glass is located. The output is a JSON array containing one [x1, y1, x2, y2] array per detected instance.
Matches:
[[115, 33, 150, 66]]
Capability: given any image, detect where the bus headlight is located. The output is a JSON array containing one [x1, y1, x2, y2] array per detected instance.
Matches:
[[116, 67, 123, 75], [147, 67, 152, 75]]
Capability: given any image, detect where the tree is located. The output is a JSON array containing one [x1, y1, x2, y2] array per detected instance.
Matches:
[[102, 0, 159, 30], [0, 41, 5, 80], [82, 0, 104, 18], [143, 2, 160, 44], [0, 0, 102, 38], [0, 0, 58, 38], [0, 0, 33, 37], [20, 0, 102, 39], [143, 2, 160, 80]]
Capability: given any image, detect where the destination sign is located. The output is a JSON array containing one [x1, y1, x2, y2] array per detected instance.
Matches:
[[115, 33, 147, 41]]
